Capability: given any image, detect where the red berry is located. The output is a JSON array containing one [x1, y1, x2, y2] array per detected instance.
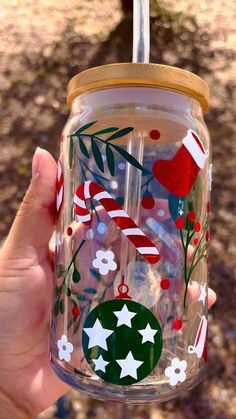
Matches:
[[187, 210, 196, 222], [141, 195, 155, 209], [72, 306, 80, 317], [67, 226, 73, 236], [193, 237, 199, 245], [149, 129, 161, 140], [160, 278, 170, 290], [175, 217, 185, 230], [173, 319, 183, 330], [194, 222, 201, 232], [207, 201, 211, 212], [206, 230, 210, 241]]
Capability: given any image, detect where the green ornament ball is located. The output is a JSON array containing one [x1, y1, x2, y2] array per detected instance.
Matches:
[[82, 299, 163, 385]]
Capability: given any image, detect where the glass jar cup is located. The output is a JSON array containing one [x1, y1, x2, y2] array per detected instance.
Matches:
[[50, 63, 211, 403]]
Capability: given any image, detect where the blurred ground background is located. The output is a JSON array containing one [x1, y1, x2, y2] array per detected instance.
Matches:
[[0, 0, 235, 418]]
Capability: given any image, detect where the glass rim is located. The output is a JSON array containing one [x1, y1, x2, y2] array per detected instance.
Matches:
[[67, 63, 210, 113]]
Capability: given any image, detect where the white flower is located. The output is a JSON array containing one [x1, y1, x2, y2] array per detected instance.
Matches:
[[57, 334, 74, 362], [164, 357, 187, 386], [92, 250, 117, 275]]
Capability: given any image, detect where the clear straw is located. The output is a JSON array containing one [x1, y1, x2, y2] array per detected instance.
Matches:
[[132, 0, 150, 63], [117, 0, 151, 297]]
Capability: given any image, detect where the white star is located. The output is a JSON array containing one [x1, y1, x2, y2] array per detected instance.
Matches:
[[198, 283, 207, 305], [113, 304, 137, 328], [83, 319, 114, 350], [179, 209, 184, 216], [138, 323, 158, 344], [116, 351, 143, 379], [92, 355, 109, 373]]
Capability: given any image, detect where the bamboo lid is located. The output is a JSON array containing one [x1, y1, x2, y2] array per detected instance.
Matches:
[[67, 63, 209, 112]]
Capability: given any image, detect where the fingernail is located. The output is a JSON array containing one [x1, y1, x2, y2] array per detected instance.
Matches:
[[32, 147, 42, 177]]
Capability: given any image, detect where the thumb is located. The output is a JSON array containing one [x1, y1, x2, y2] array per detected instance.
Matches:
[[4, 147, 57, 253]]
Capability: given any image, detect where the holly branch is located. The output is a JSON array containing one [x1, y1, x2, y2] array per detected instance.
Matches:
[[175, 209, 210, 308], [55, 239, 114, 335], [54, 239, 85, 315]]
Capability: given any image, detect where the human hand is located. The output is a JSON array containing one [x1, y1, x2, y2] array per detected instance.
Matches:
[[0, 147, 216, 417], [0, 148, 69, 417]]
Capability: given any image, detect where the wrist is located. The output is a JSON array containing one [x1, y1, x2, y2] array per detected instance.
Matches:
[[0, 388, 33, 419]]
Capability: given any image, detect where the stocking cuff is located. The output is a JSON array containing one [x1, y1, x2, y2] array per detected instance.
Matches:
[[182, 130, 208, 169]]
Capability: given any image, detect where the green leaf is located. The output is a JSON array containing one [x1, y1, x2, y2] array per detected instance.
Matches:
[[71, 299, 78, 307], [60, 300, 64, 314], [90, 268, 102, 281], [83, 287, 97, 294], [116, 197, 124, 206], [73, 121, 97, 135], [106, 127, 134, 141], [66, 287, 72, 296], [72, 268, 81, 283], [91, 139, 104, 172], [56, 264, 65, 278], [54, 300, 60, 315], [106, 145, 115, 176], [186, 219, 194, 231], [79, 137, 90, 158], [67, 316, 77, 329], [69, 136, 74, 169], [55, 286, 61, 296], [188, 200, 194, 211], [94, 127, 119, 136], [78, 294, 91, 302], [111, 144, 144, 171]]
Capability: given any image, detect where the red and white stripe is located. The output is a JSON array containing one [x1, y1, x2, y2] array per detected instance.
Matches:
[[182, 130, 209, 169], [56, 161, 64, 220], [73, 181, 160, 264]]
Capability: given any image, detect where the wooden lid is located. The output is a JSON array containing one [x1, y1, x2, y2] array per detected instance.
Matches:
[[67, 63, 209, 112]]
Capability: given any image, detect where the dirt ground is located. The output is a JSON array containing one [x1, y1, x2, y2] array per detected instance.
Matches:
[[0, 1, 236, 418]]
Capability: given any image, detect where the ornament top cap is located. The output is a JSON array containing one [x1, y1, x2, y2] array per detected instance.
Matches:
[[67, 63, 209, 113]]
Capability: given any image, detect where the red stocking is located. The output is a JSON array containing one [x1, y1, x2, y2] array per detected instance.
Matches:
[[152, 130, 208, 197]]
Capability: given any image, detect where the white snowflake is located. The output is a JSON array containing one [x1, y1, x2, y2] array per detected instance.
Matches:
[[57, 334, 74, 362], [164, 357, 187, 386], [92, 250, 117, 275]]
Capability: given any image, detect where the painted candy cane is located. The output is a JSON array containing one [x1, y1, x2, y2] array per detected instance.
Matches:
[[56, 161, 64, 220], [73, 181, 160, 264], [188, 315, 208, 359]]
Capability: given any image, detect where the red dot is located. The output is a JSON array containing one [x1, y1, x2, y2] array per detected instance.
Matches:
[[187, 210, 196, 222], [207, 201, 211, 212], [193, 237, 199, 245], [141, 195, 155, 209], [173, 319, 183, 330], [206, 230, 210, 241], [160, 278, 170, 290], [150, 129, 161, 140], [67, 226, 73, 236], [175, 217, 185, 230], [72, 306, 80, 317], [194, 222, 201, 232]]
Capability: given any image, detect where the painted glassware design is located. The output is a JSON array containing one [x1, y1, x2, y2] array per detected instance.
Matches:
[[50, 63, 211, 403]]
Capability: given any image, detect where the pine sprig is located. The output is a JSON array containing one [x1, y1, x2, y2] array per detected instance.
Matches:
[[69, 122, 145, 176]]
